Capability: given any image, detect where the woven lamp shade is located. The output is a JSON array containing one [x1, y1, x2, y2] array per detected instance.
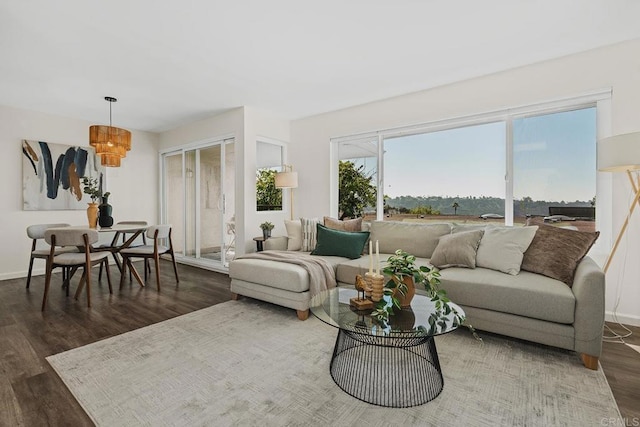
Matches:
[[89, 125, 132, 167]]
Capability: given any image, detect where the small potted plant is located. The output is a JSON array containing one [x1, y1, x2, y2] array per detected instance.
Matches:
[[372, 249, 479, 339], [82, 177, 102, 228], [259, 221, 274, 239], [82, 177, 102, 203]]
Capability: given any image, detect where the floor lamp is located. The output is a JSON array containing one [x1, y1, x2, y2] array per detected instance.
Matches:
[[275, 165, 299, 220], [597, 131, 640, 273]]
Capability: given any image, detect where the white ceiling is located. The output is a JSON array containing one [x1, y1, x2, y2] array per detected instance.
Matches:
[[2, 0, 640, 133]]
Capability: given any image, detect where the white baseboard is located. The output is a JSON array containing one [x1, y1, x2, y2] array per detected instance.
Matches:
[[605, 311, 640, 327]]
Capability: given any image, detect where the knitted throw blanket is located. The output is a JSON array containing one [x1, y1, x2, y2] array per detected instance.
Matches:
[[237, 250, 337, 296]]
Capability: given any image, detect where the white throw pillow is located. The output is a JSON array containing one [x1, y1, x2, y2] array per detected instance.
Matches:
[[475, 226, 538, 275], [300, 217, 320, 252], [284, 219, 302, 251]]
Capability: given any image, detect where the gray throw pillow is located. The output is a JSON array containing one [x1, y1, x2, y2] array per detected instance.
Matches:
[[476, 226, 538, 275], [521, 224, 599, 286], [430, 229, 484, 269]]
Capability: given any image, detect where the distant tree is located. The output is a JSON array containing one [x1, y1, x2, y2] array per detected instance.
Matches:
[[410, 205, 440, 215], [452, 201, 459, 215], [256, 169, 281, 210], [590, 196, 596, 207], [338, 161, 377, 219]]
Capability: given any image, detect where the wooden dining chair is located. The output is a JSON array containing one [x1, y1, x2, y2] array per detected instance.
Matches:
[[26, 223, 76, 289], [42, 228, 112, 311], [119, 225, 179, 291], [97, 220, 149, 281]]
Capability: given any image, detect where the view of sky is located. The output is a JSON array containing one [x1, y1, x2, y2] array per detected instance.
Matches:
[[346, 107, 596, 203]]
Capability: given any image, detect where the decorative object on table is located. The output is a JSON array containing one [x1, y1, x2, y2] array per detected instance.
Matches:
[[365, 239, 385, 302], [371, 249, 479, 340], [597, 131, 640, 272], [259, 221, 274, 239], [274, 164, 298, 220], [89, 96, 131, 167], [22, 140, 105, 211], [82, 177, 104, 229], [98, 192, 114, 227], [349, 274, 374, 310]]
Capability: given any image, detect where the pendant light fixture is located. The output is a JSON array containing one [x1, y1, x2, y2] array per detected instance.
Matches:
[[89, 96, 131, 167]]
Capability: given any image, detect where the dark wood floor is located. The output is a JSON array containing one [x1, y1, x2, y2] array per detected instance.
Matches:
[[1, 262, 638, 425]]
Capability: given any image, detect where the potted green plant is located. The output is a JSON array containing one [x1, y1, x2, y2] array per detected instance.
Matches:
[[82, 177, 102, 228], [259, 221, 274, 239], [82, 177, 102, 202], [372, 249, 480, 339]]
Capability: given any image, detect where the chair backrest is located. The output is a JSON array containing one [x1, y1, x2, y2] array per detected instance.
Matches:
[[27, 223, 71, 240], [146, 225, 171, 240], [117, 221, 148, 226], [44, 228, 99, 247]]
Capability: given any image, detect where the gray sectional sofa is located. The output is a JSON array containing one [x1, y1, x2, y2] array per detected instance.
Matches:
[[229, 220, 605, 369]]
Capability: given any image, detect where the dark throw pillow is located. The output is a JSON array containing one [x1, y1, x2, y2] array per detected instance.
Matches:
[[311, 224, 370, 259], [521, 224, 599, 286]]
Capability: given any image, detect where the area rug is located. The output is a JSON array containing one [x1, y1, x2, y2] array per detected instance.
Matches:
[[47, 299, 621, 426]]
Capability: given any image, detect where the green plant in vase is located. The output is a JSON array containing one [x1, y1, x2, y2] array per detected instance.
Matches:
[[259, 221, 274, 239], [371, 249, 481, 340]]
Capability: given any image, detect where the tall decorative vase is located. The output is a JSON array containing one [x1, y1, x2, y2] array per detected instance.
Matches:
[[262, 229, 271, 240], [395, 276, 416, 308], [87, 202, 99, 229], [98, 195, 114, 227]]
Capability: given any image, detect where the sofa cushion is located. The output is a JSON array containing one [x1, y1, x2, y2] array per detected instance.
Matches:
[[369, 221, 451, 258], [229, 258, 311, 293], [476, 226, 538, 275], [451, 223, 487, 233], [521, 224, 599, 286], [323, 216, 363, 232], [284, 220, 302, 251], [438, 266, 575, 324], [311, 224, 369, 259], [430, 229, 484, 269]]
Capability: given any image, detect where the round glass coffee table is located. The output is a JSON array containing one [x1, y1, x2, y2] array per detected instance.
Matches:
[[310, 287, 463, 408]]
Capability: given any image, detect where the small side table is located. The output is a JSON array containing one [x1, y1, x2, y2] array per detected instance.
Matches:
[[253, 236, 267, 252]]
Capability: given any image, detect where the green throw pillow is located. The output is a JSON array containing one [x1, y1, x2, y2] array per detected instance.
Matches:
[[311, 224, 370, 259]]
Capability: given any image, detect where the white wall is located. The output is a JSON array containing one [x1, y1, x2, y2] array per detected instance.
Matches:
[[0, 105, 159, 280], [243, 107, 291, 253], [290, 38, 640, 326]]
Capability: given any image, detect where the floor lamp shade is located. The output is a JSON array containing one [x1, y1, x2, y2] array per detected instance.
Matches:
[[597, 132, 640, 172], [596, 131, 640, 273], [275, 170, 298, 220], [275, 171, 298, 189]]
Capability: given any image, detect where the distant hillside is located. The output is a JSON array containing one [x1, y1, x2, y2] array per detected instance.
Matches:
[[385, 195, 593, 217]]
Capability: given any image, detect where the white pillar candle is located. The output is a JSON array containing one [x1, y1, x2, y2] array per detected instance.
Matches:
[[376, 240, 380, 275], [369, 240, 373, 274]]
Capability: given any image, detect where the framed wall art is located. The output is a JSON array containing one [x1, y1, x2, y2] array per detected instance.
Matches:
[[22, 139, 105, 211]]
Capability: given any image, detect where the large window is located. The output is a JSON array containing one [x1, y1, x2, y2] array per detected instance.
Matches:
[[256, 140, 284, 211], [334, 102, 598, 232]]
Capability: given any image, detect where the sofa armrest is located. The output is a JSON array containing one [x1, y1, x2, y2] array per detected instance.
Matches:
[[264, 236, 288, 251], [571, 256, 605, 356]]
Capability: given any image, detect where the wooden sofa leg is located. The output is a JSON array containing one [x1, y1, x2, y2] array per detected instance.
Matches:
[[296, 309, 309, 321], [230, 292, 241, 301], [580, 353, 599, 370]]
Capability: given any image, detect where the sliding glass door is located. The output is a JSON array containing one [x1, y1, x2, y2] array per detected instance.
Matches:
[[161, 138, 235, 270]]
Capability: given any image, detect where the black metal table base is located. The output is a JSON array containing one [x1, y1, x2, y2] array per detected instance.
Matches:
[[329, 329, 443, 407]]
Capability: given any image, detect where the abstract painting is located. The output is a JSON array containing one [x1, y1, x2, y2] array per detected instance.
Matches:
[[22, 140, 105, 210]]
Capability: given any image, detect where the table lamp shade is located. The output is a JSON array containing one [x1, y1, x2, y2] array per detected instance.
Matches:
[[275, 171, 298, 188], [597, 132, 640, 172]]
